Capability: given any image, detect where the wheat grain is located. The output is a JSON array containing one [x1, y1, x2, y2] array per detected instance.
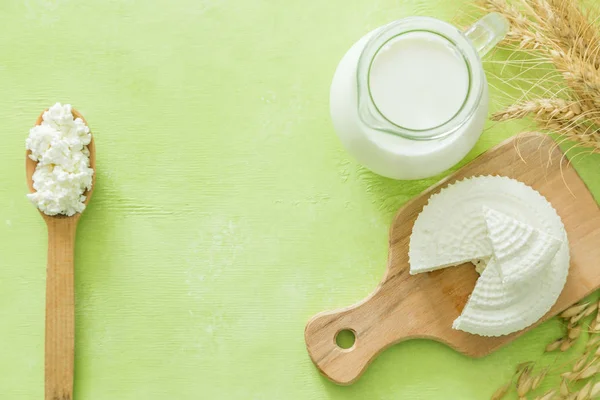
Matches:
[[569, 325, 583, 340], [575, 364, 600, 380], [577, 381, 593, 400], [584, 302, 598, 317], [518, 365, 534, 392], [575, 357, 599, 377], [571, 302, 598, 324], [516, 361, 535, 373], [562, 338, 576, 351], [546, 338, 564, 352], [491, 381, 512, 400], [591, 320, 600, 334], [586, 335, 600, 348], [562, 371, 576, 380], [561, 378, 571, 396], [574, 353, 590, 372], [518, 376, 534, 397], [572, 313, 587, 325], [532, 367, 548, 390], [563, 303, 591, 318], [534, 390, 556, 400]]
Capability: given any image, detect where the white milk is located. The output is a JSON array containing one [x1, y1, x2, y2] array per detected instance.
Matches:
[[368, 32, 469, 131], [329, 16, 501, 180]]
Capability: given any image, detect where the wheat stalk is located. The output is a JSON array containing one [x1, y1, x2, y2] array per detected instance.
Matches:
[[492, 98, 583, 121], [487, 0, 600, 150]]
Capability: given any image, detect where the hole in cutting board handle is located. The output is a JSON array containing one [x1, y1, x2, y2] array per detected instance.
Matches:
[[335, 329, 356, 350]]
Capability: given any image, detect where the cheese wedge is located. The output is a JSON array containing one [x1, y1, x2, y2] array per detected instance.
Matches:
[[452, 256, 565, 336], [483, 207, 562, 285], [453, 259, 519, 336]]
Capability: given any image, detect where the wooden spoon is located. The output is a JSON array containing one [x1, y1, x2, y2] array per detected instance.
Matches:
[[26, 108, 95, 400]]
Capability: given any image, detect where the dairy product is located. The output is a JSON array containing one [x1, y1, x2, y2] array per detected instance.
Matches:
[[409, 176, 570, 336], [483, 207, 562, 285], [26, 103, 93, 216], [368, 31, 470, 131], [329, 16, 500, 180]]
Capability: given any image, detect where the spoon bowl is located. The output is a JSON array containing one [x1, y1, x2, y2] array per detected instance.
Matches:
[[26, 108, 96, 221], [26, 107, 95, 400]]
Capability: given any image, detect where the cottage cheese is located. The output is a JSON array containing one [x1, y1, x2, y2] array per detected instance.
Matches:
[[26, 103, 94, 216]]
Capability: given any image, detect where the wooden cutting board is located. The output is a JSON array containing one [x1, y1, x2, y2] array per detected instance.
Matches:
[[304, 133, 600, 385]]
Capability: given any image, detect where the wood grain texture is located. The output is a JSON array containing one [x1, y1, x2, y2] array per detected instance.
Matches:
[[44, 219, 77, 400], [305, 133, 600, 385], [26, 109, 95, 400]]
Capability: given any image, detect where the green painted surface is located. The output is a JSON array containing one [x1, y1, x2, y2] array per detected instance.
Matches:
[[1, 0, 599, 399]]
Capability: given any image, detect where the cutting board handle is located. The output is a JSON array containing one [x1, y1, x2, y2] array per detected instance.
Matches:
[[305, 282, 416, 385]]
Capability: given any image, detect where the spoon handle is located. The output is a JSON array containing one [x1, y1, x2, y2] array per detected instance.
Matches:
[[45, 218, 77, 400]]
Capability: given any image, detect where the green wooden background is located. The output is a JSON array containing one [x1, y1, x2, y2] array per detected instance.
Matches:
[[1, 0, 599, 398]]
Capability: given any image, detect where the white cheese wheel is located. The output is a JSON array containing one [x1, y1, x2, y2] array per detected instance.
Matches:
[[409, 175, 570, 336], [484, 207, 562, 285]]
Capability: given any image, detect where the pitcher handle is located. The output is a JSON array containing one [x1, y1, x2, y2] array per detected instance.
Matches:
[[464, 12, 510, 57]]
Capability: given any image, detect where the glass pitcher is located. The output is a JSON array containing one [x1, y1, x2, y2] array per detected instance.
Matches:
[[329, 13, 509, 180]]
